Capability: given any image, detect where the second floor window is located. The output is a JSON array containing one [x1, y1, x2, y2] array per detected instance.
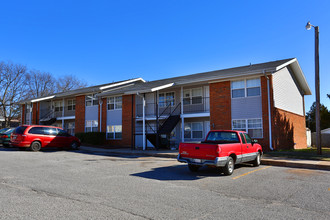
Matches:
[[107, 96, 122, 110], [86, 94, 98, 106], [231, 78, 261, 98], [183, 88, 203, 105], [54, 101, 63, 112], [67, 99, 76, 111], [159, 92, 175, 107]]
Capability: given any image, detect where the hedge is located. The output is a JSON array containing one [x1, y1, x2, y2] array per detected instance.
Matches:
[[75, 132, 106, 145]]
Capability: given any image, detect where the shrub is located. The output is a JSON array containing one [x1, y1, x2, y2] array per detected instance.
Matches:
[[75, 132, 106, 145]]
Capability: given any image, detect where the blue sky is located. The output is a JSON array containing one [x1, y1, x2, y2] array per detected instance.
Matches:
[[1, 0, 329, 112]]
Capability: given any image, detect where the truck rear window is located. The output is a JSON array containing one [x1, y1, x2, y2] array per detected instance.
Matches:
[[206, 131, 239, 143], [13, 126, 28, 135]]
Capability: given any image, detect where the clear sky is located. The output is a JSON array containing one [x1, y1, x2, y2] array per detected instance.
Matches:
[[1, 0, 329, 112]]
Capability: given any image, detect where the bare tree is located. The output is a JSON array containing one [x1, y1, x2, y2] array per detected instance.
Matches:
[[0, 62, 27, 127], [56, 75, 87, 93], [25, 70, 56, 98]]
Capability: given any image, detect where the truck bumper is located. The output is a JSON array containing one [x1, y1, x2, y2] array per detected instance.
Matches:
[[177, 154, 228, 167]]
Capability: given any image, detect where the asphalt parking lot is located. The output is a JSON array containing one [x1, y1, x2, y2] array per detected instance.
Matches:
[[0, 147, 329, 219]]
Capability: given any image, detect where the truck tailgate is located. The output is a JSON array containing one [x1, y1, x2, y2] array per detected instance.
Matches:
[[179, 143, 218, 160]]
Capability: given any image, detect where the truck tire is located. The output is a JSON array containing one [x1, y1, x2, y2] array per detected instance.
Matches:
[[252, 152, 261, 167], [223, 157, 234, 176], [188, 164, 200, 172]]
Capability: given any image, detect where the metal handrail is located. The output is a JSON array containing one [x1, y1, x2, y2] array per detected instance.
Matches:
[[40, 109, 55, 121]]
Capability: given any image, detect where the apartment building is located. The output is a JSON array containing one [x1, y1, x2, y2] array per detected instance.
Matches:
[[20, 58, 311, 151]]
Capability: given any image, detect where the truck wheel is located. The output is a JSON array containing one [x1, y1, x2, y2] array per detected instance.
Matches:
[[252, 152, 261, 167], [29, 141, 41, 152], [223, 157, 234, 176], [188, 164, 200, 172]]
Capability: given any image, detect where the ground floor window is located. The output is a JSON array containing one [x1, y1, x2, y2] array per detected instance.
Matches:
[[232, 118, 263, 138], [66, 122, 75, 135], [184, 122, 203, 139], [107, 125, 122, 139], [85, 120, 98, 132]]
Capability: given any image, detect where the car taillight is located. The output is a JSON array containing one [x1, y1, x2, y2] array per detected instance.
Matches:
[[3, 135, 8, 138]]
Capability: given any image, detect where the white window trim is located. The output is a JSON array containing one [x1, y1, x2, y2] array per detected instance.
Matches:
[[54, 101, 63, 112], [183, 87, 203, 105], [107, 96, 122, 111], [85, 120, 98, 132], [86, 94, 98, 107], [232, 118, 263, 138], [231, 78, 261, 99], [106, 125, 122, 140], [158, 91, 176, 108], [184, 122, 204, 139]]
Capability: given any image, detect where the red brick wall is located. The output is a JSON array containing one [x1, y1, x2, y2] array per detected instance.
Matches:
[[21, 104, 25, 125], [209, 81, 231, 130], [32, 103, 38, 125], [273, 108, 307, 149], [75, 96, 85, 133]]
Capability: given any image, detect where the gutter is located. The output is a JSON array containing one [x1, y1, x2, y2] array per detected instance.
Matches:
[[263, 70, 274, 151]]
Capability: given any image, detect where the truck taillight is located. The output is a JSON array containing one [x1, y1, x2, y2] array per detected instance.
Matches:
[[3, 135, 8, 138], [216, 145, 221, 155]]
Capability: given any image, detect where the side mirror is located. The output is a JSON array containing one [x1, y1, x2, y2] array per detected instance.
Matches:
[[252, 139, 258, 145]]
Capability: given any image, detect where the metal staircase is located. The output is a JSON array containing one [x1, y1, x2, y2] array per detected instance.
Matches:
[[146, 103, 181, 149], [39, 109, 56, 125]]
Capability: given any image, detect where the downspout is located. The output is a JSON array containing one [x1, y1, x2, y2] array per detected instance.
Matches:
[[99, 98, 103, 132], [136, 93, 146, 150], [62, 98, 65, 129], [264, 70, 273, 151]]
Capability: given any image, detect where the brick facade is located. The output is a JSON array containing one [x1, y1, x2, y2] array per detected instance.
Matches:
[[272, 108, 307, 150], [209, 81, 231, 130], [32, 103, 38, 125], [101, 98, 107, 132], [21, 104, 25, 125], [75, 96, 85, 133]]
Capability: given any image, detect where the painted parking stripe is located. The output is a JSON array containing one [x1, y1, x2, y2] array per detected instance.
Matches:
[[232, 166, 271, 180]]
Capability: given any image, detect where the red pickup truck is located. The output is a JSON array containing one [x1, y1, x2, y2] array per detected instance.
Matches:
[[177, 130, 263, 175]]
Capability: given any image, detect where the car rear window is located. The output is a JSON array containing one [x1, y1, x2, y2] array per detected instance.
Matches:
[[28, 127, 45, 135], [206, 131, 240, 143], [13, 126, 28, 135]]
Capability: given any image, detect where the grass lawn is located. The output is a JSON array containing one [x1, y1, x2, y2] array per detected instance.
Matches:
[[264, 147, 330, 161]]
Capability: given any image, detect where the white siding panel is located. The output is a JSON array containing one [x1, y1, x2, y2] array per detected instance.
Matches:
[[107, 110, 122, 125], [85, 106, 98, 120], [231, 96, 262, 119], [273, 67, 304, 116]]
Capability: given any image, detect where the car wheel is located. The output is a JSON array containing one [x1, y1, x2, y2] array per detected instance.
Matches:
[[70, 141, 80, 150], [188, 164, 200, 172], [30, 141, 41, 152], [223, 157, 234, 176], [252, 152, 261, 167]]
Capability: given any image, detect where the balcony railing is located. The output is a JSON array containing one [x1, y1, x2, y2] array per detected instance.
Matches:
[[136, 97, 209, 118]]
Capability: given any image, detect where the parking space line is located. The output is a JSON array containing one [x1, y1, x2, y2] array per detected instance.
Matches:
[[232, 166, 271, 180], [328, 188, 330, 191]]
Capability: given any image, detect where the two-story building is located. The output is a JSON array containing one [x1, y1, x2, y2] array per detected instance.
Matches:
[[20, 58, 311, 151]]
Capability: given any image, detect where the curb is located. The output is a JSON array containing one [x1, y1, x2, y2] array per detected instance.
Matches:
[[80, 147, 330, 171]]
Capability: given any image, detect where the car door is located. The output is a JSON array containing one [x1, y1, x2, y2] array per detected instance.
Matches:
[[54, 129, 71, 148], [239, 133, 249, 162], [243, 133, 256, 162], [43, 127, 58, 147]]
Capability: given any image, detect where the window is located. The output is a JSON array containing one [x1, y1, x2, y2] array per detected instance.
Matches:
[[66, 122, 75, 135], [28, 127, 44, 135], [107, 125, 122, 139], [232, 118, 263, 138], [85, 120, 98, 132], [184, 122, 203, 139], [206, 131, 239, 143], [107, 96, 122, 110], [44, 128, 58, 135], [159, 92, 175, 107], [231, 78, 261, 98], [67, 99, 76, 111], [244, 133, 252, 144], [183, 88, 203, 105], [239, 133, 246, 144], [54, 101, 63, 112], [86, 94, 98, 106]]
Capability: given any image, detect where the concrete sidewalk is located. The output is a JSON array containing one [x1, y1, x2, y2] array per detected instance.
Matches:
[[80, 146, 330, 171]]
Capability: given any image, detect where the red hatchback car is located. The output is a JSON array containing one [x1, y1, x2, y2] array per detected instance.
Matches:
[[10, 125, 81, 151]]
